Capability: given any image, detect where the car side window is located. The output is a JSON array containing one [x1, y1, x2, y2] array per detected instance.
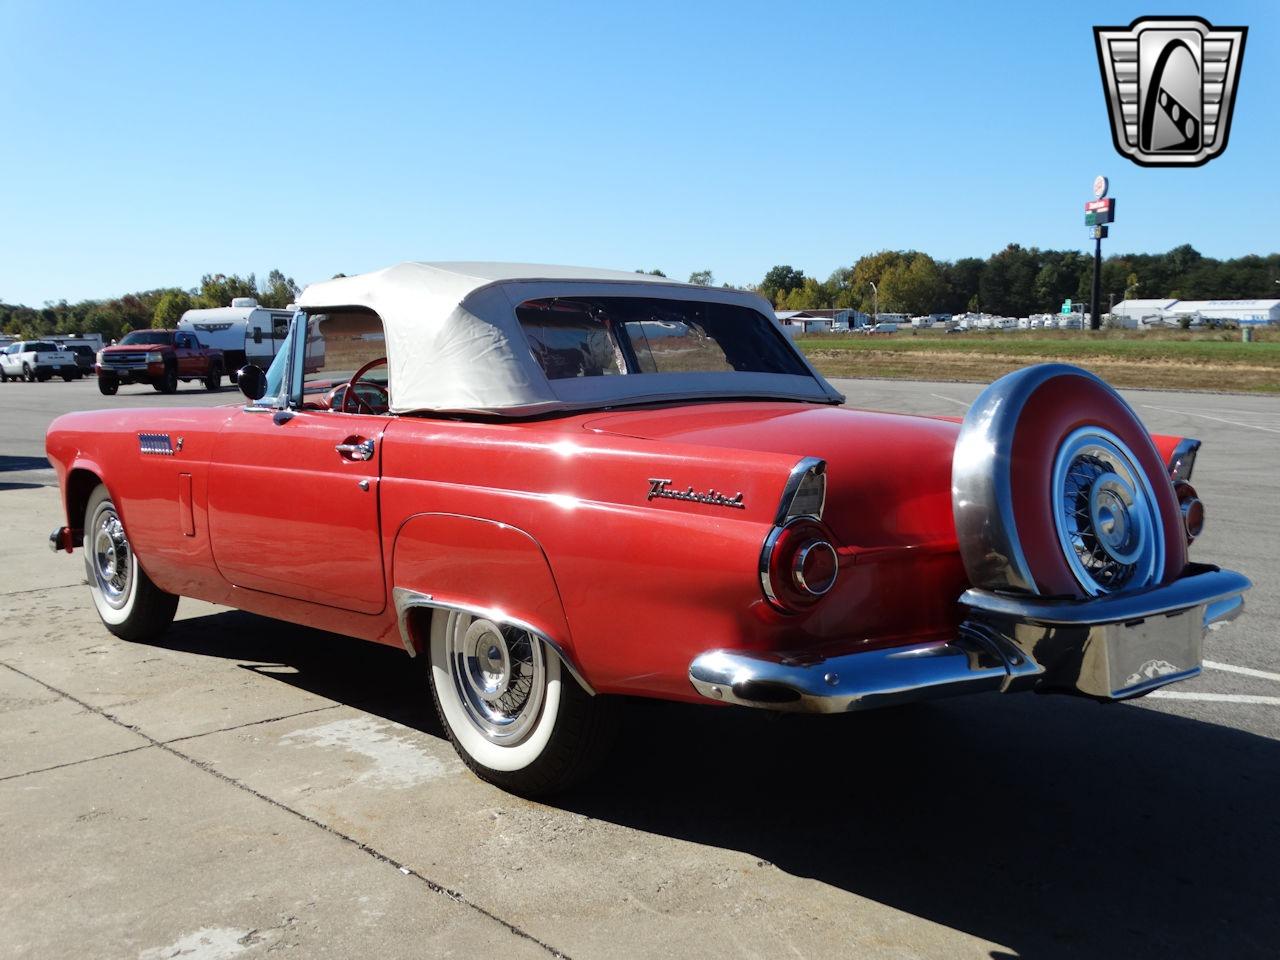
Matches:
[[288, 309, 389, 415], [515, 297, 808, 379]]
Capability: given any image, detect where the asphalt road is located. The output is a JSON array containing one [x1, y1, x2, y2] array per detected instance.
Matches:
[[2, 374, 1278, 959]]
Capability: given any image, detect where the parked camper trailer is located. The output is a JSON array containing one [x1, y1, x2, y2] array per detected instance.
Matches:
[[178, 299, 294, 381]]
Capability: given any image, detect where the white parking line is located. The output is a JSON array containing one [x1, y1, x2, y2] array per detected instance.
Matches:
[[1141, 404, 1280, 434], [1146, 691, 1280, 706], [929, 393, 969, 408], [1204, 660, 1280, 684]]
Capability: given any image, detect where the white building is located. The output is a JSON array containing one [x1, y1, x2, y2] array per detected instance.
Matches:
[[775, 308, 867, 333], [1167, 299, 1280, 326], [1110, 298, 1279, 327]]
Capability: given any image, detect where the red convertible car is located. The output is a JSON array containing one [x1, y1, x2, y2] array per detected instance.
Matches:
[[46, 263, 1250, 795]]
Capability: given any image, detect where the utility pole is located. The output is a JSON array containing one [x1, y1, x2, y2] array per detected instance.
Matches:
[[869, 281, 878, 324]]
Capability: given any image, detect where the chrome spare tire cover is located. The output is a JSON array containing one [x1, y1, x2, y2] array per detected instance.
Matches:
[[951, 363, 1184, 598]]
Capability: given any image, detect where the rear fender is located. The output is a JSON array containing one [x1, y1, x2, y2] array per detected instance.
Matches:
[[390, 513, 590, 692]]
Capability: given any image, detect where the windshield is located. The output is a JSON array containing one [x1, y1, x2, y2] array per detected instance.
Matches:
[[259, 318, 297, 404], [516, 297, 807, 380], [119, 330, 174, 346]]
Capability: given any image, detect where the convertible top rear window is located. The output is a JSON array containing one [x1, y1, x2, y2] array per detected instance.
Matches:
[[516, 297, 807, 381]]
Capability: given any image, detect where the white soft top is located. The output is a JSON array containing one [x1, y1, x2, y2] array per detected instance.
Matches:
[[296, 261, 841, 416]]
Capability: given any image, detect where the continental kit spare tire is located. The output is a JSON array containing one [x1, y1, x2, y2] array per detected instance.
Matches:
[[952, 364, 1186, 599]]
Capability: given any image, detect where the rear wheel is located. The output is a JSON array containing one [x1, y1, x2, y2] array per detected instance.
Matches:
[[83, 484, 178, 640], [428, 610, 617, 797], [22, 363, 34, 382], [62, 373, 75, 382], [98, 377, 118, 395], [204, 361, 222, 391]]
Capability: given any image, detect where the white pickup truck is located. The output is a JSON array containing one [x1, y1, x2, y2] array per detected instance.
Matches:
[[0, 340, 82, 382]]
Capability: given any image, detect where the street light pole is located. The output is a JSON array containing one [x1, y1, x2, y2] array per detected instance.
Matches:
[[869, 281, 878, 324]]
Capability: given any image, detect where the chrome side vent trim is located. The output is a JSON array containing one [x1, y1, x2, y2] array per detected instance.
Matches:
[[138, 433, 174, 456]]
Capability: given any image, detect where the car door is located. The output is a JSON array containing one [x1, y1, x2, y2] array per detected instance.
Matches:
[[205, 310, 391, 614], [0, 345, 16, 375], [174, 332, 198, 377]]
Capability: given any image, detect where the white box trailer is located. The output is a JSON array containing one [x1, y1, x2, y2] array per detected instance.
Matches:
[[48, 332, 105, 350], [178, 298, 294, 381]]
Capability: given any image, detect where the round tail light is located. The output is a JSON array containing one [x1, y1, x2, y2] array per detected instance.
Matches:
[[1173, 479, 1204, 542], [761, 518, 839, 612], [794, 540, 838, 595]]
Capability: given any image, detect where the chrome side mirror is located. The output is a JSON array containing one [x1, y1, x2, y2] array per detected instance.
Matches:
[[237, 364, 267, 401]]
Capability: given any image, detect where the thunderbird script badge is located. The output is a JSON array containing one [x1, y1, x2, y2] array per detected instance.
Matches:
[[647, 478, 745, 510], [1094, 16, 1247, 167]]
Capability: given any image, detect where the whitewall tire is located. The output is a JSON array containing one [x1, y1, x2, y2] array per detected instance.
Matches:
[[428, 609, 617, 796], [84, 484, 178, 641]]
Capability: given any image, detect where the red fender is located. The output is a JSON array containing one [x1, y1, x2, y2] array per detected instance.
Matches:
[[391, 513, 576, 667]]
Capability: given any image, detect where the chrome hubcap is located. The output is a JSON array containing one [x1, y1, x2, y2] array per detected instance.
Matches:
[[90, 504, 132, 608], [447, 617, 545, 745], [1052, 427, 1164, 595]]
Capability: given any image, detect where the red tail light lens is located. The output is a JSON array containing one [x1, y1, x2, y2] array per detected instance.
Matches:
[[1173, 479, 1204, 542], [761, 518, 839, 612]]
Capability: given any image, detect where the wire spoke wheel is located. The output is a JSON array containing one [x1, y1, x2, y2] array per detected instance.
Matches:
[[1051, 427, 1164, 596], [446, 616, 547, 746]]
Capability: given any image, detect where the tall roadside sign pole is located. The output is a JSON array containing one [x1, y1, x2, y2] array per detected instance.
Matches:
[[1085, 175, 1114, 331]]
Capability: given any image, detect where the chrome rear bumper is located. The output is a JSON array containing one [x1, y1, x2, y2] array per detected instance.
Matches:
[[689, 565, 1251, 712]]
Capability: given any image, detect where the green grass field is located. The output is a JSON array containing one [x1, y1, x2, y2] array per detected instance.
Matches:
[[795, 328, 1280, 393]]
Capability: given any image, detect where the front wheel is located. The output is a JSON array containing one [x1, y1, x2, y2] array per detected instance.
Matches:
[[83, 484, 178, 640], [428, 610, 617, 796], [98, 377, 118, 395], [154, 364, 178, 394]]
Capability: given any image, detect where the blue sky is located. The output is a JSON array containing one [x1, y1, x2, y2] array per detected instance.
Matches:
[[1, 0, 1275, 304]]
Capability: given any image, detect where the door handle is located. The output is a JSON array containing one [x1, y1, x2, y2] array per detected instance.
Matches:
[[335, 438, 375, 461]]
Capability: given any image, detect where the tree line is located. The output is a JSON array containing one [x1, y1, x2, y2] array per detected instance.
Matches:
[[677, 244, 1280, 317], [0, 270, 300, 342], [5, 246, 1277, 342]]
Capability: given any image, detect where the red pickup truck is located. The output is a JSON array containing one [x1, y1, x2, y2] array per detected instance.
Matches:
[[97, 329, 224, 395]]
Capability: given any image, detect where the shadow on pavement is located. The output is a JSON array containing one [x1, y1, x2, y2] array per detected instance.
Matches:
[[0, 455, 52, 472], [155, 607, 1280, 959]]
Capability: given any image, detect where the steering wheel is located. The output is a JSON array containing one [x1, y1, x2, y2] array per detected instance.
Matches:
[[340, 357, 389, 414]]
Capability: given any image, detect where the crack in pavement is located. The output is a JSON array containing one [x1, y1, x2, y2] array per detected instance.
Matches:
[[162, 703, 342, 744], [0, 582, 87, 597], [0, 660, 574, 960], [0, 704, 346, 783], [0, 743, 155, 783]]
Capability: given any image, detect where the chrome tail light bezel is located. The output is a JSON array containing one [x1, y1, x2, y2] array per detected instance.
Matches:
[[760, 457, 837, 612]]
